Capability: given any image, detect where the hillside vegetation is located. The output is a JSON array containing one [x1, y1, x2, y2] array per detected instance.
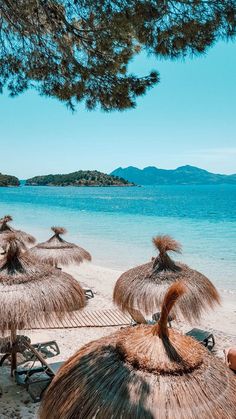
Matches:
[[0, 173, 20, 187], [26, 170, 134, 187], [111, 165, 236, 185]]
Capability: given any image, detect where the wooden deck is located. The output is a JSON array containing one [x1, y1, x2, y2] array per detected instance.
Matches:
[[27, 309, 131, 329]]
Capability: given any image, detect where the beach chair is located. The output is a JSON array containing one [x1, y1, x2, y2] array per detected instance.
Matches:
[[15, 361, 63, 402], [14, 337, 63, 402], [126, 308, 174, 327], [0, 338, 60, 366], [21, 340, 60, 362], [152, 312, 174, 327], [0, 335, 31, 367], [186, 328, 215, 350], [83, 288, 94, 299]]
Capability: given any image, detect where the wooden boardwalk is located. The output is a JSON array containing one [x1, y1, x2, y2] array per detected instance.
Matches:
[[27, 309, 131, 329]]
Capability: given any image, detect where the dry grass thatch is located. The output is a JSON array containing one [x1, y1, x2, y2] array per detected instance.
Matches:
[[40, 282, 236, 419], [0, 234, 86, 334], [28, 226, 91, 266], [0, 215, 36, 247], [113, 235, 220, 322]]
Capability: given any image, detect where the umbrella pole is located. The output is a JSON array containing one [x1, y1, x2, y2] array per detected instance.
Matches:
[[10, 327, 17, 377], [127, 308, 147, 324]]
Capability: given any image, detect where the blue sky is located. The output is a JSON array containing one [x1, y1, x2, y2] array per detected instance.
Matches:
[[0, 40, 235, 178]]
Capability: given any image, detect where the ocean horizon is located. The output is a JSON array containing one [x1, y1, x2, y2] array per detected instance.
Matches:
[[0, 183, 235, 293]]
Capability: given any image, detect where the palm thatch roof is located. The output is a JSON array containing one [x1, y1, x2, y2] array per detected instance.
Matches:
[[113, 235, 220, 322], [0, 215, 36, 247], [0, 234, 86, 334], [28, 227, 91, 267], [40, 283, 236, 419]]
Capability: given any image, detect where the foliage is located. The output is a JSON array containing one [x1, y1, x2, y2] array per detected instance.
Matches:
[[25, 170, 134, 186], [0, 173, 20, 186], [0, 1, 235, 110]]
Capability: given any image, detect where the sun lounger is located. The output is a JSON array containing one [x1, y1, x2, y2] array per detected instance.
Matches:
[[152, 312, 173, 327], [83, 288, 94, 299], [14, 337, 62, 402], [0, 335, 31, 367], [0, 338, 60, 366], [127, 309, 174, 327], [1, 336, 62, 401], [186, 328, 215, 350], [21, 340, 60, 362], [15, 361, 63, 402]]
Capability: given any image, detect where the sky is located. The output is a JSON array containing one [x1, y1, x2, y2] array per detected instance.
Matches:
[[0, 40, 235, 179]]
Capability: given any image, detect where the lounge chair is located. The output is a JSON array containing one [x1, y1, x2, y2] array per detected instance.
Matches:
[[0, 338, 60, 366], [14, 337, 62, 402], [21, 340, 60, 362], [152, 312, 173, 327], [83, 288, 94, 299], [15, 361, 63, 402], [186, 328, 215, 350], [0, 335, 31, 367], [128, 309, 173, 327]]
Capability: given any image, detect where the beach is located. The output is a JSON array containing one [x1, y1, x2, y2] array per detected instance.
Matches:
[[0, 261, 235, 418], [0, 184, 235, 417]]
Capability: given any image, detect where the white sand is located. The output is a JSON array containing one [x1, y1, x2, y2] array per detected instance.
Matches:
[[0, 262, 235, 418]]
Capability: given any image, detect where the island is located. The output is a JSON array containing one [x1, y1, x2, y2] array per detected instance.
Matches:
[[25, 170, 135, 187], [0, 173, 20, 187]]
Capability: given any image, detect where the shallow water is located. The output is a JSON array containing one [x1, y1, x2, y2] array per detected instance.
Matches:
[[0, 184, 235, 291]]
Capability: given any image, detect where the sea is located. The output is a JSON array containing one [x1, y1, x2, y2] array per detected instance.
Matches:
[[0, 184, 235, 292]]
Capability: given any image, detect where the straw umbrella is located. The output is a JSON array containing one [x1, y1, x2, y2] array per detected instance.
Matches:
[[29, 227, 91, 268], [0, 215, 36, 248], [113, 235, 220, 322], [40, 282, 236, 419], [0, 234, 86, 375]]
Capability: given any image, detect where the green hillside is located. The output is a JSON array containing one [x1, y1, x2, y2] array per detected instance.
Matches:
[[0, 173, 20, 187], [111, 165, 236, 185], [26, 170, 134, 187]]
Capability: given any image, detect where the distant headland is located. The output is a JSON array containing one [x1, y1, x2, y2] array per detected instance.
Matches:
[[25, 170, 134, 187], [111, 165, 236, 185], [2, 166, 236, 187], [0, 173, 20, 187]]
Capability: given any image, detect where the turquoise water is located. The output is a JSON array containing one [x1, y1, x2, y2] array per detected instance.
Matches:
[[0, 184, 235, 291]]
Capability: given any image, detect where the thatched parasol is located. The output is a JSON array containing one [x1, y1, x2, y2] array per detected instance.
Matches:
[[0, 215, 36, 248], [29, 226, 91, 267], [113, 235, 220, 322], [0, 234, 86, 374], [40, 283, 236, 419]]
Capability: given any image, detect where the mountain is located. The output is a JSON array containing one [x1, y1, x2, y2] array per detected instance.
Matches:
[[0, 172, 20, 187], [25, 170, 134, 187], [111, 165, 236, 185]]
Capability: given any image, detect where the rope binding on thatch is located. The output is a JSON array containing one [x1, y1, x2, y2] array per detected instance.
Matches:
[[0, 215, 13, 232], [151, 235, 182, 273], [152, 281, 185, 338], [1, 233, 25, 268], [1, 215, 13, 224], [51, 226, 67, 236]]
